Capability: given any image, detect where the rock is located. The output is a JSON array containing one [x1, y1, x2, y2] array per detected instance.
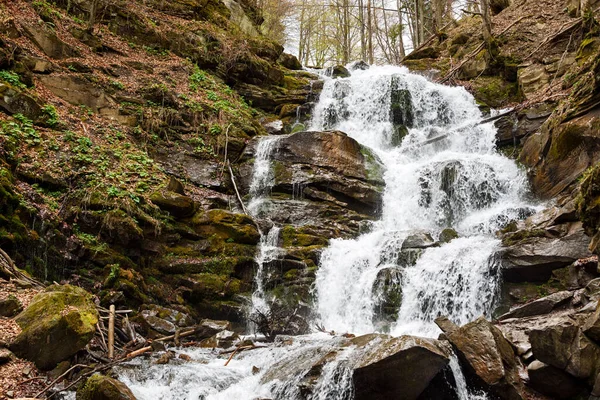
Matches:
[[501, 226, 592, 282], [404, 46, 440, 61], [402, 233, 436, 249], [0, 83, 44, 122], [201, 330, 239, 348], [372, 267, 403, 325], [325, 65, 350, 78], [140, 311, 177, 335], [22, 24, 78, 59], [530, 318, 600, 380], [498, 291, 573, 320], [527, 360, 586, 399], [154, 351, 175, 365], [584, 302, 600, 343], [10, 285, 98, 370], [494, 103, 554, 148], [0, 295, 22, 317], [141, 304, 195, 328], [434, 316, 459, 334], [239, 131, 385, 238], [150, 191, 195, 218], [349, 60, 370, 71], [439, 228, 459, 243], [0, 348, 14, 365], [76, 374, 137, 400], [446, 317, 525, 400], [278, 53, 302, 70], [518, 64, 550, 99], [352, 334, 452, 400], [38, 75, 115, 114], [197, 319, 232, 337]]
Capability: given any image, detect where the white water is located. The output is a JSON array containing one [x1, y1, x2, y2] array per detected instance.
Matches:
[[119, 65, 540, 399], [312, 65, 539, 336]]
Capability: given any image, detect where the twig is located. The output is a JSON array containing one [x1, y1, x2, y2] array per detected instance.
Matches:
[[125, 346, 152, 358], [220, 124, 232, 178], [154, 327, 197, 342], [228, 161, 248, 215], [96, 323, 108, 352], [108, 305, 115, 359], [223, 345, 258, 366], [34, 363, 91, 398]]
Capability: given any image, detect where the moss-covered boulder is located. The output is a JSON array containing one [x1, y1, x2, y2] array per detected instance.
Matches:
[[77, 374, 137, 400], [10, 284, 98, 370]]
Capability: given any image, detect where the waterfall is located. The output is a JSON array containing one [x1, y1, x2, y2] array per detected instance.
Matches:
[[247, 136, 283, 316], [312, 65, 538, 337], [118, 65, 540, 399]]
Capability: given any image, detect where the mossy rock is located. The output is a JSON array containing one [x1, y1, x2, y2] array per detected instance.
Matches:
[[439, 228, 459, 243], [193, 209, 260, 245], [150, 190, 195, 218], [471, 76, 520, 108], [77, 374, 136, 400], [281, 225, 328, 248], [10, 284, 98, 370]]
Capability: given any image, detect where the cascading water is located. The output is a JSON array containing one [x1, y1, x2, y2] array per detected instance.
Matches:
[[247, 136, 283, 315], [117, 65, 540, 399], [312, 65, 539, 337]]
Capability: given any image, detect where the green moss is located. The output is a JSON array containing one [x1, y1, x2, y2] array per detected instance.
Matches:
[[281, 225, 328, 248], [360, 146, 384, 183], [472, 76, 520, 108], [548, 124, 586, 161], [502, 229, 547, 246]]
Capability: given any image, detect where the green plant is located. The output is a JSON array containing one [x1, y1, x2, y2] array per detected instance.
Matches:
[[189, 65, 207, 91], [110, 80, 125, 90], [42, 104, 60, 127], [0, 70, 27, 89]]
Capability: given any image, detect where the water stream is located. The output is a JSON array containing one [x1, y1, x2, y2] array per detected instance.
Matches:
[[118, 65, 540, 399]]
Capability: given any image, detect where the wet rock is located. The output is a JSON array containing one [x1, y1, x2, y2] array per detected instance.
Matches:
[[154, 351, 175, 365], [10, 285, 98, 370], [0, 295, 22, 317], [325, 65, 350, 78], [439, 228, 459, 243], [200, 330, 239, 348], [372, 267, 403, 324], [444, 317, 525, 400], [239, 131, 385, 238], [141, 304, 195, 328], [278, 53, 302, 70], [349, 60, 370, 71], [498, 291, 574, 320], [494, 103, 553, 148], [140, 312, 177, 335], [352, 334, 453, 400], [402, 233, 436, 249], [530, 317, 600, 381], [434, 316, 459, 334], [76, 374, 137, 400], [527, 360, 586, 399], [501, 226, 592, 282], [197, 319, 232, 337]]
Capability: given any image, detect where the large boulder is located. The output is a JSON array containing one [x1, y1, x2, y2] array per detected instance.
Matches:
[[10, 284, 98, 370], [352, 335, 452, 400], [443, 317, 525, 400], [498, 291, 574, 320], [527, 360, 586, 399], [239, 130, 384, 238], [77, 374, 137, 400], [530, 317, 600, 382], [501, 225, 592, 282]]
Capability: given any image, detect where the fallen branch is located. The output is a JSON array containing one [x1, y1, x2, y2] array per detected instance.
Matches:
[[125, 346, 152, 358], [223, 345, 258, 366], [34, 363, 91, 398], [154, 327, 197, 342], [228, 160, 249, 215]]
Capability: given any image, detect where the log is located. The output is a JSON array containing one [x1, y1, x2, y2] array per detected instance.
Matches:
[[126, 346, 152, 358]]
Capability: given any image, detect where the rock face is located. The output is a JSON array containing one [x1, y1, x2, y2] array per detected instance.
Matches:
[[527, 360, 585, 399], [443, 317, 525, 400], [10, 284, 98, 370], [352, 335, 453, 400], [240, 130, 384, 237], [501, 222, 591, 282], [77, 374, 137, 400]]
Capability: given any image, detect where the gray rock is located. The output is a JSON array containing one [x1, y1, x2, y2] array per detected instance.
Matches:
[[402, 233, 436, 249], [530, 318, 600, 381], [498, 291, 573, 320], [0, 348, 14, 365], [501, 226, 592, 282], [527, 360, 585, 399]]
